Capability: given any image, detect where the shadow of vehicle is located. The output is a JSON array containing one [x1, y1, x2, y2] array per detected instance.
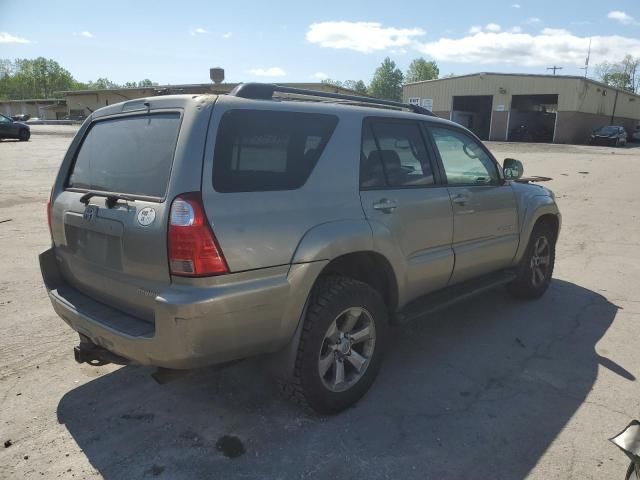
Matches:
[[57, 279, 622, 479]]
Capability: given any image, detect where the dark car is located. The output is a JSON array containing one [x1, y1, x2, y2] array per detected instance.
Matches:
[[11, 113, 31, 122], [0, 113, 30, 141], [590, 125, 627, 147]]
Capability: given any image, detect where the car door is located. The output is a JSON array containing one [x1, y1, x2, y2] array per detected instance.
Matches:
[[426, 124, 519, 285], [0, 114, 12, 138], [359, 117, 454, 303]]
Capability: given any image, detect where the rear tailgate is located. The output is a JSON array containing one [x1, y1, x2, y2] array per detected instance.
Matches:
[[51, 109, 187, 322]]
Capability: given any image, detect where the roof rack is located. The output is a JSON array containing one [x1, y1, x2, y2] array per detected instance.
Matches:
[[229, 83, 435, 116]]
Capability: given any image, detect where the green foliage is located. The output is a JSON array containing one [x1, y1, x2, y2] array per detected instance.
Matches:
[[405, 58, 439, 83], [368, 57, 404, 101], [0, 58, 157, 99], [596, 55, 639, 92], [321, 78, 368, 94], [0, 57, 80, 99]]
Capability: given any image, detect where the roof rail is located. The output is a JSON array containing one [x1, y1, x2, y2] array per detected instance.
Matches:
[[229, 83, 435, 116]]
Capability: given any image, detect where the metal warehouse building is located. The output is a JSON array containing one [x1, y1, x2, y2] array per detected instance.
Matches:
[[403, 73, 640, 144]]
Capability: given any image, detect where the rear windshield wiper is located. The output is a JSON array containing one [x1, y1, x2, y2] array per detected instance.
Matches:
[[80, 191, 136, 208]]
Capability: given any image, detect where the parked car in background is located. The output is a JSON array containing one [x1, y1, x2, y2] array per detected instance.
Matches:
[[590, 125, 627, 147], [41, 84, 561, 414], [11, 113, 31, 122], [631, 125, 640, 143], [0, 113, 31, 141]]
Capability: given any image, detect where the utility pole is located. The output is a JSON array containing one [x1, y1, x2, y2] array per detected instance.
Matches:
[[547, 66, 563, 75], [579, 39, 592, 78]]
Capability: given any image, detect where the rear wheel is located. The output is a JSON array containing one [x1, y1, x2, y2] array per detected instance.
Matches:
[[18, 129, 30, 141], [508, 222, 556, 299], [283, 276, 388, 414]]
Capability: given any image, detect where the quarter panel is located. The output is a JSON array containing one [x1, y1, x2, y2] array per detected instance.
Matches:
[[201, 97, 364, 272]]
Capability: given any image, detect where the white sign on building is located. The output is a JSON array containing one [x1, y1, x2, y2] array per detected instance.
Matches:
[[421, 98, 433, 111]]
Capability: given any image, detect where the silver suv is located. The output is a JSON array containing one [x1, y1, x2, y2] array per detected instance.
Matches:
[[40, 84, 561, 413]]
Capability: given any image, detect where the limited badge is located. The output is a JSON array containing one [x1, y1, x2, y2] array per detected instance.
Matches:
[[137, 207, 156, 227]]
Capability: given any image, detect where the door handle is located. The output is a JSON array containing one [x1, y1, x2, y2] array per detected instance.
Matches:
[[372, 198, 397, 214], [452, 193, 469, 206]]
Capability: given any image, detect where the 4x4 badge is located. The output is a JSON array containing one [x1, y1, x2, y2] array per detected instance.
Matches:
[[137, 207, 156, 227]]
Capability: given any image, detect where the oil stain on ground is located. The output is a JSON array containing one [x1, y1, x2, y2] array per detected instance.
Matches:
[[216, 435, 246, 458]]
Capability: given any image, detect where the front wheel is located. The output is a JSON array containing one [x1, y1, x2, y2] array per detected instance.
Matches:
[[284, 276, 388, 414], [508, 223, 556, 299], [18, 129, 30, 141]]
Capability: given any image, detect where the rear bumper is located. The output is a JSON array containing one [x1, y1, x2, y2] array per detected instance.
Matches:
[[40, 248, 325, 369]]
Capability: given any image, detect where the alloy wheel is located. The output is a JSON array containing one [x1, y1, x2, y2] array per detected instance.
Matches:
[[318, 307, 376, 392]]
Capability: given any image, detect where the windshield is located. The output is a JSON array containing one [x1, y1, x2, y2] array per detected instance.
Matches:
[[596, 126, 619, 135]]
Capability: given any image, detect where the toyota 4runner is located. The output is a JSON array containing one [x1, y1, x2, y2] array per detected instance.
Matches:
[[40, 83, 561, 413]]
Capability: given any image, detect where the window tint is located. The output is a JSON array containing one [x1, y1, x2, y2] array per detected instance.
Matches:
[[68, 113, 181, 198], [360, 120, 434, 188], [430, 127, 498, 185], [213, 110, 338, 193]]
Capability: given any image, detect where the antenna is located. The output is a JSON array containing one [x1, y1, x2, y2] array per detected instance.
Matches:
[[547, 66, 563, 75], [579, 39, 592, 78]]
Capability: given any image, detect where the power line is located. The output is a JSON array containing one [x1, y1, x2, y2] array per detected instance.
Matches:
[[547, 66, 563, 75]]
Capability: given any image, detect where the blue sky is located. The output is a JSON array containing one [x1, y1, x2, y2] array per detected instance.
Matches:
[[1, 0, 639, 85]]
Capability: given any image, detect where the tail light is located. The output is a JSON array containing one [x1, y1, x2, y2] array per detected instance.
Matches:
[[168, 193, 228, 276]]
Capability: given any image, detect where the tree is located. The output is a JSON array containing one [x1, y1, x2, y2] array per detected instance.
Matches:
[[344, 80, 368, 94], [596, 55, 639, 92], [0, 57, 80, 99], [322, 78, 368, 95], [86, 77, 119, 90], [405, 58, 439, 83], [368, 57, 404, 101]]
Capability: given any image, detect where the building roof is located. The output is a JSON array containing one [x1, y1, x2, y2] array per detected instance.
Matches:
[[0, 98, 65, 104], [405, 72, 640, 99]]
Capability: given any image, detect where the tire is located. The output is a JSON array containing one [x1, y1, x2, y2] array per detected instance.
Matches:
[[508, 222, 556, 300], [18, 129, 30, 141], [283, 276, 388, 414]]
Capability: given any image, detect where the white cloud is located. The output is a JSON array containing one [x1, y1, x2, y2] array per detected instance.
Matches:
[[313, 72, 329, 80], [608, 11, 637, 25], [469, 24, 502, 33], [306, 21, 425, 53], [190, 27, 208, 36], [0, 32, 31, 43], [525, 17, 542, 24], [248, 67, 286, 77], [511, 26, 522, 33], [79, 31, 93, 38], [511, 3, 521, 7], [414, 30, 640, 66], [222, 32, 232, 39]]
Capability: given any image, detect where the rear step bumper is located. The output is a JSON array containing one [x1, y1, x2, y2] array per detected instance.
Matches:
[[40, 248, 326, 369]]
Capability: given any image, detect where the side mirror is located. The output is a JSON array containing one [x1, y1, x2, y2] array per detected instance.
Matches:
[[503, 158, 524, 180]]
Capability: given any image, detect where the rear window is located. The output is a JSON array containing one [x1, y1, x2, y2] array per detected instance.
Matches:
[[212, 110, 338, 192], [68, 112, 181, 198]]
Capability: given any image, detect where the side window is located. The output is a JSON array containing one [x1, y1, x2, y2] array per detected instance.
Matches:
[[430, 127, 499, 186], [360, 119, 434, 188], [213, 110, 338, 193]]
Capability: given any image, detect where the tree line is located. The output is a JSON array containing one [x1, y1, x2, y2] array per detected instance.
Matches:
[[2, 55, 638, 103], [322, 57, 439, 101], [0, 57, 155, 100]]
